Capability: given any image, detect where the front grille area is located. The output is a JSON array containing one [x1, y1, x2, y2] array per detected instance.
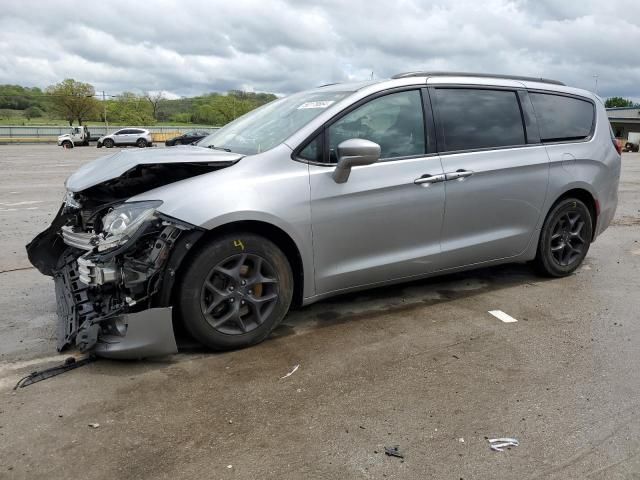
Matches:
[[54, 253, 98, 351]]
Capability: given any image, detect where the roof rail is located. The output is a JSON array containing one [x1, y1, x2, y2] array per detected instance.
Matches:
[[391, 71, 565, 86]]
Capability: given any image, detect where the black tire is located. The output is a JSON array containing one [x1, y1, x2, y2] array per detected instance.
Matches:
[[177, 233, 293, 350], [533, 198, 593, 277], [62, 140, 73, 149], [136, 138, 148, 148], [103, 138, 114, 148]]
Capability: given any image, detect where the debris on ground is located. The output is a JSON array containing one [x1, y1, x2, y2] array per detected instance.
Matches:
[[458, 437, 465, 443], [279, 364, 299, 379], [88, 423, 100, 429], [384, 445, 404, 458], [13, 356, 97, 389], [488, 437, 519, 452]]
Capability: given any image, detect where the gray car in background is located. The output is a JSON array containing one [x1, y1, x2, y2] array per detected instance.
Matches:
[[27, 72, 620, 359]]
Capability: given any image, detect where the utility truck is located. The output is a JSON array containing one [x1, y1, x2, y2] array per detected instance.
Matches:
[[57, 126, 91, 148]]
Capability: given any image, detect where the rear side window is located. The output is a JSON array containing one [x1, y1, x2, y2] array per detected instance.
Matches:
[[434, 88, 525, 152], [530, 93, 594, 142]]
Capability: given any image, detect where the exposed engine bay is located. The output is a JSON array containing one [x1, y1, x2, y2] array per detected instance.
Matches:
[[26, 160, 233, 359]]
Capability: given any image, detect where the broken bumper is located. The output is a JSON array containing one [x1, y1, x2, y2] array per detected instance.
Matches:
[[53, 253, 178, 359], [94, 308, 177, 360], [27, 201, 204, 360]]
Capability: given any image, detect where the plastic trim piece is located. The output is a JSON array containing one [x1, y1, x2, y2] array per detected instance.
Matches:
[[94, 307, 178, 360]]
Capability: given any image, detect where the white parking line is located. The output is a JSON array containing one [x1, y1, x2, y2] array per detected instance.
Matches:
[[0, 207, 39, 212], [0, 200, 44, 206], [488, 310, 518, 323]]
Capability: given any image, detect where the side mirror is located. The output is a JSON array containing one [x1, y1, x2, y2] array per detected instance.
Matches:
[[332, 139, 381, 184]]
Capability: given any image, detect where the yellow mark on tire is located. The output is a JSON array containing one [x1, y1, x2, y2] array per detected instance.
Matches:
[[234, 240, 245, 251]]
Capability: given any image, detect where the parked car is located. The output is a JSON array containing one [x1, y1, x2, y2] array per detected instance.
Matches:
[[97, 128, 153, 148], [165, 130, 210, 146], [623, 141, 639, 152], [57, 126, 91, 148], [27, 72, 620, 359]]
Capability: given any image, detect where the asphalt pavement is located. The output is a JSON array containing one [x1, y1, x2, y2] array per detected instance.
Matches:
[[0, 144, 639, 479]]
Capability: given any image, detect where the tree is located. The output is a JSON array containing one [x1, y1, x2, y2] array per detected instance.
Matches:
[[144, 91, 165, 120], [0, 85, 44, 110], [24, 106, 43, 120], [45, 79, 99, 125], [108, 92, 155, 125], [605, 97, 635, 108]]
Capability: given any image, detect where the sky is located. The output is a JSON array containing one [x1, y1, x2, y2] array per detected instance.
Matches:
[[1, 0, 639, 100]]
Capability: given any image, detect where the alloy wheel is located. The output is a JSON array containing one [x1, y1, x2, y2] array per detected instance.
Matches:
[[200, 253, 279, 335], [549, 211, 586, 266]]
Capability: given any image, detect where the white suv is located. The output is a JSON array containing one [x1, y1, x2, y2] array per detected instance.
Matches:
[[97, 128, 153, 148]]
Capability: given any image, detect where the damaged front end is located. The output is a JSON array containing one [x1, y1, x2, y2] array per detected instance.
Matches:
[[23, 160, 238, 359]]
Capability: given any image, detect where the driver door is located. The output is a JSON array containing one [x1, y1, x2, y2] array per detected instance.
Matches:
[[113, 129, 127, 145], [307, 89, 446, 294]]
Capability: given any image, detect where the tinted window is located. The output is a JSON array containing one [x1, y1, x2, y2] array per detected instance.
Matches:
[[328, 90, 425, 162], [530, 93, 594, 142], [435, 88, 525, 151], [115, 129, 128, 135], [130, 129, 144, 134]]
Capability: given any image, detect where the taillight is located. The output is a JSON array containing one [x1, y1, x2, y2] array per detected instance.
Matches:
[[613, 138, 622, 155]]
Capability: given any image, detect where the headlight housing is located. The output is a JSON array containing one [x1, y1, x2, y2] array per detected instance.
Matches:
[[99, 200, 162, 251]]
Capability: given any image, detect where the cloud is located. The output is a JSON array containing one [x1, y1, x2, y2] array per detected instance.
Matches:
[[1, 0, 639, 100]]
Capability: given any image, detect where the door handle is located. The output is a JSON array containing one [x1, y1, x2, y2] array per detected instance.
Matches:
[[414, 173, 446, 185], [445, 169, 474, 181]]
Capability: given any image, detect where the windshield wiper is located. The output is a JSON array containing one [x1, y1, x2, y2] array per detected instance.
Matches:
[[206, 144, 232, 152]]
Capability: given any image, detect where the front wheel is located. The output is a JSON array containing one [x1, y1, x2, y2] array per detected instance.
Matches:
[[103, 138, 114, 148], [533, 198, 593, 277], [177, 233, 293, 350], [61, 140, 72, 149]]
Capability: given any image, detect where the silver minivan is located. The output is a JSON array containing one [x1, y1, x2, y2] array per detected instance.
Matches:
[[27, 72, 621, 359]]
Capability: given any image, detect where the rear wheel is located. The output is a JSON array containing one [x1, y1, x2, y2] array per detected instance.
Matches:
[[136, 138, 147, 148], [177, 233, 293, 350], [103, 138, 114, 148], [533, 198, 593, 277]]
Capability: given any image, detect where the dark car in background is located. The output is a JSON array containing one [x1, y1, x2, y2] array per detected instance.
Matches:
[[165, 130, 210, 146]]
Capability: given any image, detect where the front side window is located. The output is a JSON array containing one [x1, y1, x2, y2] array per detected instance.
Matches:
[[434, 88, 525, 152], [327, 90, 425, 163], [530, 93, 594, 142]]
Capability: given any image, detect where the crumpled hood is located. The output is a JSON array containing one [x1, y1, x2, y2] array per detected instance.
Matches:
[[65, 145, 243, 192]]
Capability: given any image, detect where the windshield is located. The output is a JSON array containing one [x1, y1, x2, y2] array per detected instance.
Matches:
[[198, 90, 352, 155]]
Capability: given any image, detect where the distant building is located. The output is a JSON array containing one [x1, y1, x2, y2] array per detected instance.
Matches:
[[607, 107, 640, 139]]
